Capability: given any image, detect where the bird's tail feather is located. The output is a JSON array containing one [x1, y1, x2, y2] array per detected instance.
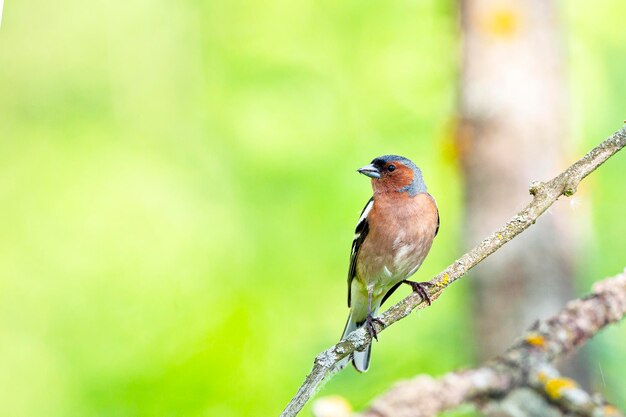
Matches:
[[352, 339, 371, 372], [340, 310, 376, 372]]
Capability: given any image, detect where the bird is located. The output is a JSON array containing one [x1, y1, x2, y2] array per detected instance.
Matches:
[[340, 155, 439, 372]]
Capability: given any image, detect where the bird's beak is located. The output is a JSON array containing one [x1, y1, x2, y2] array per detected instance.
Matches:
[[357, 163, 381, 179]]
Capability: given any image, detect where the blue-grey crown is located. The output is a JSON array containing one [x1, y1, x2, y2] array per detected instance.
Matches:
[[372, 155, 427, 196]]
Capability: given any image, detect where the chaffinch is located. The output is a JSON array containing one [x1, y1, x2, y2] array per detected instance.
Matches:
[[341, 155, 439, 372]]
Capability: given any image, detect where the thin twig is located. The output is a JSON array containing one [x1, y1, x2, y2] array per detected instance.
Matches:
[[279, 125, 626, 417], [360, 271, 626, 417]]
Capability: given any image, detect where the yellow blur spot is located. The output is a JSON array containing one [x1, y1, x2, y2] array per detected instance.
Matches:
[[497, 233, 503, 239], [545, 378, 576, 399], [484, 8, 521, 38], [603, 405, 619, 416], [525, 333, 546, 348], [441, 120, 460, 163]]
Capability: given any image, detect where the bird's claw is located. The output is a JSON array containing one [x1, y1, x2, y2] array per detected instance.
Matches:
[[403, 280, 432, 306], [365, 315, 385, 341]]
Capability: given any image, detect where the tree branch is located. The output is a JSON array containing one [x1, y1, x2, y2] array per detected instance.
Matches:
[[279, 125, 626, 417], [359, 271, 626, 417]]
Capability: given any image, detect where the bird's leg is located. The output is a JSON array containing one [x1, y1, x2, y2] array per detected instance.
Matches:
[[365, 291, 385, 341], [403, 280, 433, 306]]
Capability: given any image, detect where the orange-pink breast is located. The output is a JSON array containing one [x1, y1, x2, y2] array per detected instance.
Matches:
[[355, 193, 438, 295]]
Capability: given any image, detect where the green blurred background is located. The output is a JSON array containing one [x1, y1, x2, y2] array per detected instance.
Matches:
[[0, 1, 624, 416]]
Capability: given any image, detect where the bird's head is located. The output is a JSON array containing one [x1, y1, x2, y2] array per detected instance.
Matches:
[[357, 155, 427, 197]]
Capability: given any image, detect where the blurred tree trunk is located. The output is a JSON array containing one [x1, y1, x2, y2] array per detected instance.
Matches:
[[456, 0, 589, 388]]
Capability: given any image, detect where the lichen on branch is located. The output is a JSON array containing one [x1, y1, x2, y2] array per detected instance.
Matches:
[[279, 125, 626, 417], [360, 271, 626, 417]]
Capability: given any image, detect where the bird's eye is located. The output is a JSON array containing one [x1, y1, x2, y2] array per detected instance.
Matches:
[[388, 164, 396, 172]]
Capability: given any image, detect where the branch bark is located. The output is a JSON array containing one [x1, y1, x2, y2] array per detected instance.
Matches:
[[359, 271, 626, 417], [279, 125, 626, 417]]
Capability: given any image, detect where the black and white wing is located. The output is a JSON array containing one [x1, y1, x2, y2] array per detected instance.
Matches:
[[347, 197, 373, 307]]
